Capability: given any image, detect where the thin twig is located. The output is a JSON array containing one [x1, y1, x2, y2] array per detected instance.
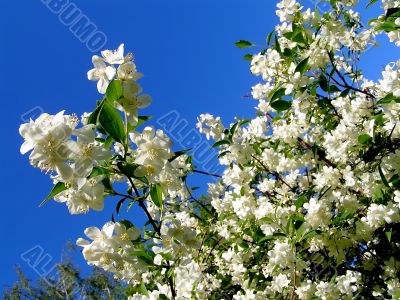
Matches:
[[192, 169, 222, 178]]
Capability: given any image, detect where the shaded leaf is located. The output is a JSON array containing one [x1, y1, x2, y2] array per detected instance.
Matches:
[[235, 40, 253, 49], [271, 100, 291, 111], [106, 80, 123, 102], [40, 182, 67, 207], [150, 184, 164, 208], [99, 101, 126, 144]]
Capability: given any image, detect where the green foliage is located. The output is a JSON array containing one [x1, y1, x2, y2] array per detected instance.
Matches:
[[235, 40, 253, 49], [40, 182, 67, 207], [3, 246, 127, 300], [99, 100, 126, 145]]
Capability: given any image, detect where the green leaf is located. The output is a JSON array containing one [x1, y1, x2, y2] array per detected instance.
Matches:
[[128, 116, 153, 132], [99, 101, 126, 144], [102, 176, 114, 192], [169, 149, 191, 162], [132, 251, 154, 265], [340, 88, 350, 97], [266, 30, 275, 45], [318, 75, 329, 92], [386, 7, 400, 23], [318, 75, 340, 93], [235, 40, 253, 49], [301, 230, 319, 242], [89, 167, 110, 178], [274, 35, 281, 54], [116, 198, 128, 215], [136, 116, 152, 127], [377, 93, 400, 105], [87, 100, 105, 125], [229, 122, 239, 137], [366, 0, 378, 7], [375, 21, 398, 32], [368, 18, 379, 26], [104, 136, 114, 148], [218, 150, 230, 158], [385, 228, 392, 242], [374, 112, 385, 126], [295, 57, 309, 75], [117, 161, 138, 177], [389, 174, 400, 186], [328, 85, 341, 93], [119, 219, 135, 229], [40, 182, 67, 207], [150, 184, 164, 208], [271, 100, 291, 111], [358, 134, 372, 145], [258, 232, 286, 243], [378, 165, 390, 187], [212, 140, 231, 148], [243, 54, 253, 61], [332, 211, 352, 226], [139, 283, 149, 296], [270, 87, 286, 101], [239, 119, 251, 126], [284, 28, 306, 44], [295, 195, 308, 209], [106, 80, 123, 102]]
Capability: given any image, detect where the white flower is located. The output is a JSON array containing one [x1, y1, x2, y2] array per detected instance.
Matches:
[[130, 127, 172, 177], [87, 55, 116, 94], [69, 125, 111, 178], [117, 61, 143, 81], [271, 274, 290, 292], [296, 280, 315, 300], [101, 43, 128, 65], [303, 197, 332, 229], [19, 111, 77, 173], [54, 176, 105, 214], [115, 80, 152, 125], [197, 113, 225, 140]]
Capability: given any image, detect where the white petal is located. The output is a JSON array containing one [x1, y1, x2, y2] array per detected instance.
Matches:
[[97, 77, 109, 94], [77, 177, 87, 190], [116, 43, 125, 56], [90, 199, 104, 211], [92, 55, 106, 70], [76, 238, 90, 247], [102, 222, 115, 237], [75, 125, 96, 144], [87, 68, 99, 81], [105, 66, 116, 81], [56, 163, 73, 181], [20, 141, 34, 154], [75, 159, 93, 178], [84, 227, 102, 240], [19, 123, 31, 137], [137, 94, 152, 108]]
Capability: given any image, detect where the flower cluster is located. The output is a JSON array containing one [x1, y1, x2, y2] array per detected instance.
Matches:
[[19, 0, 400, 299]]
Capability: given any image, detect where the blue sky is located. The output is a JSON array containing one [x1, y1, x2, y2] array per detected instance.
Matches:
[[0, 0, 397, 291]]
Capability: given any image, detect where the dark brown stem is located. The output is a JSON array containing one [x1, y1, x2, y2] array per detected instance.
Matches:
[[137, 199, 176, 298], [326, 51, 375, 99], [193, 169, 222, 178], [251, 154, 296, 192], [297, 137, 337, 168]]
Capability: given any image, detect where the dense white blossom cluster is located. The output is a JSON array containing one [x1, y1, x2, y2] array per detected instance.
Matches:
[[19, 0, 400, 299]]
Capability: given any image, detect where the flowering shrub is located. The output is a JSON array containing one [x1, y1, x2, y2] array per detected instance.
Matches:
[[19, 0, 400, 299]]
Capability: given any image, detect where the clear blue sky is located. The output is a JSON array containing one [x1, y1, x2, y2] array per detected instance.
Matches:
[[0, 0, 396, 291]]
